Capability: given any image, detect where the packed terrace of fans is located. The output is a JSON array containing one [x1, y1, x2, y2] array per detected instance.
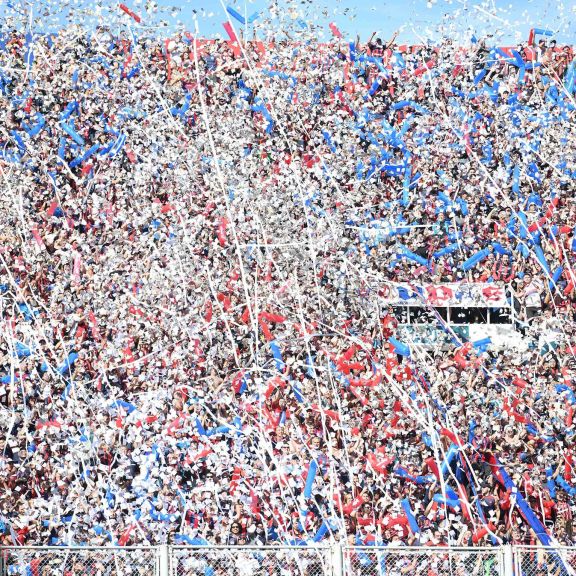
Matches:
[[0, 7, 575, 547]]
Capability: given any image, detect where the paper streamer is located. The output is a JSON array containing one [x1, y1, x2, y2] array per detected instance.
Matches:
[[388, 337, 410, 357], [303, 460, 318, 499], [119, 4, 142, 23], [223, 22, 238, 44], [489, 455, 552, 545], [329, 23, 343, 38], [401, 498, 420, 534]]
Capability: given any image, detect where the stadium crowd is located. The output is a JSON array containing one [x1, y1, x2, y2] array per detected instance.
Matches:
[[0, 5, 576, 551]]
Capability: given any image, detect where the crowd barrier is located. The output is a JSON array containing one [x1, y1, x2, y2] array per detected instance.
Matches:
[[0, 546, 159, 575], [170, 546, 332, 576], [514, 546, 576, 576], [1, 545, 574, 576], [342, 547, 505, 576]]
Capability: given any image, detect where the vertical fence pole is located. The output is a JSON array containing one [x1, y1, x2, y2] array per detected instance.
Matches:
[[332, 544, 343, 576], [159, 545, 170, 576], [503, 544, 514, 576]]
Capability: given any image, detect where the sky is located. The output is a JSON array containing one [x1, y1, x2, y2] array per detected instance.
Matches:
[[1, 0, 574, 46], [176, 0, 576, 45]]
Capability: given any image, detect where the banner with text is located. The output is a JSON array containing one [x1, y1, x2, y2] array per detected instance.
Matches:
[[381, 283, 508, 307]]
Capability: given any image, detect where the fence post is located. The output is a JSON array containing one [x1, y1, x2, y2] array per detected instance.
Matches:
[[332, 544, 343, 576], [159, 544, 170, 576], [503, 545, 514, 576]]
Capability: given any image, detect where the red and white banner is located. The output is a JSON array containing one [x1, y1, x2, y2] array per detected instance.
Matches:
[[380, 283, 508, 307]]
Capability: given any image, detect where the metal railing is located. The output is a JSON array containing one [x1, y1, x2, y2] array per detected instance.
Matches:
[[0, 545, 575, 576]]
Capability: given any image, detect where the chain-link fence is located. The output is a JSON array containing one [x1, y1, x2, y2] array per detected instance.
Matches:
[[6, 545, 576, 576], [342, 546, 504, 576], [0, 546, 158, 576], [169, 546, 333, 576], [513, 546, 576, 576]]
